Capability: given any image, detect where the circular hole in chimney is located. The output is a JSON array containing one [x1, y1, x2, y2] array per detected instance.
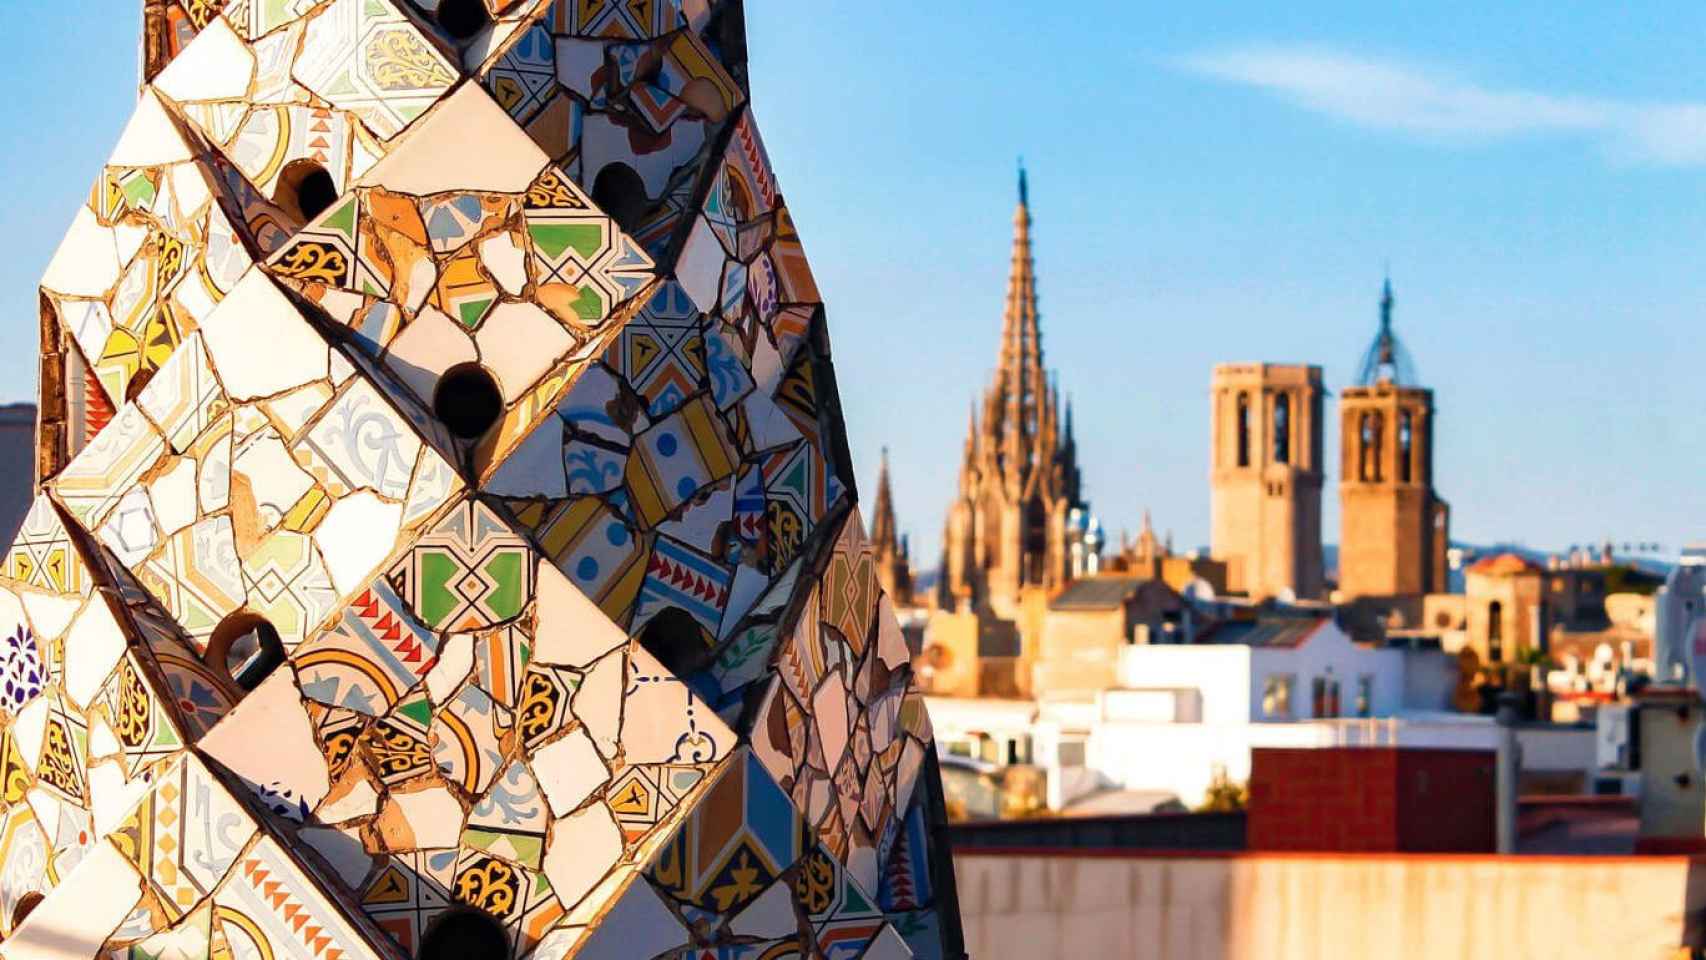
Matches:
[[435, 0, 491, 40], [591, 162, 649, 234], [434, 363, 504, 440], [207, 612, 287, 692], [276, 160, 339, 223], [419, 907, 507, 960]]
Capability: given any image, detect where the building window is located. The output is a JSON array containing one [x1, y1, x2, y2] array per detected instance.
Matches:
[[1273, 393, 1291, 464], [1237, 393, 1251, 467], [1359, 412, 1384, 482], [1262, 675, 1294, 719], [1488, 600, 1504, 662], [1398, 411, 1413, 483], [1357, 675, 1374, 717], [1311, 677, 1341, 719]]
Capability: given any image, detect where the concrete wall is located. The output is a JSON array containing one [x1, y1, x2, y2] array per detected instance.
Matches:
[[1034, 606, 1128, 693], [955, 852, 1706, 960], [1117, 645, 1251, 725]]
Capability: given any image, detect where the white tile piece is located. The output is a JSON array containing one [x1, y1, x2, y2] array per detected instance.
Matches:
[[568, 875, 690, 960], [846, 842, 880, 905], [542, 803, 623, 913], [12, 697, 49, 771], [149, 456, 200, 536], [108, 89, 194, 167], [813, 671, 850, 768], [529, 926, 586, 960], [301, 825, 374, 889], [200, 270, 330, 401], [97, 486, 160, 567], [476, 302, 572, 402], [483, 416, 567, 498], [573, 649, 625, 760], [330, 349, 356, 385], [301, 378, 421, 500], [621, 647, 729, 765], [233, 430, 315, 531], [876, 595, 910, 668], [89, 760, 151, 837], [3, 841, 142, 960], [41, 206, 121, 297], [862, 924, 915, 960], [63, 599, 128, 711], [23, 789, 59, 845], [728, 879, 798, 940], [553, 37, 604, 99], [675, 216, 724, 315], [171, 160, 212, 221], [478, 228, 529, 295], [358, 84, 548, 194], [18, 592, 82, 645], [533, 561, 627, 668], [425, 632, 474, 704], [197, 421, 233, 514], [531, 727, 607, 818], [262, 382, 335, 440], [317, 776, 381, 823], [199, 669, 331, 813], [154, 17, 256, 103], [315, 491, 403, 596]]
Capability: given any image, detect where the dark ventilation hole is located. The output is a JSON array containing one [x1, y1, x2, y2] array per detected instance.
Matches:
[[591, 163, 650, 234], [639, 607, 714, 678], [434, 364, 504, 440], [419, 908, 508, 960], [276, 160, 339, 223], [12, 892, 43, 929], [435, 0, 491, 41], [208, 612, 287, 692]]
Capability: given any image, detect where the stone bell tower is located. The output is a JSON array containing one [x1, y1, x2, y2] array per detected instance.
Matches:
[[1339, 279, 1450, 598], [1210, 363, 1326, 600]]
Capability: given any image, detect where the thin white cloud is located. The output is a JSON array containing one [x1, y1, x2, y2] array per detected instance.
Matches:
[[1176, 46, 1706, 165]]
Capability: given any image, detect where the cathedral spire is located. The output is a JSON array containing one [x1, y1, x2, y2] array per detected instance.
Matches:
[[995, 162, 1045, 490], [870, 447, 899, 556]]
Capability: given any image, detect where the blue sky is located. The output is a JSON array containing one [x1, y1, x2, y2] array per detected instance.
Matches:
[[4, 4, 1703, 568]]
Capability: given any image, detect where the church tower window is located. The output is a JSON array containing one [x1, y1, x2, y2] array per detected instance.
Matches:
[[1359, 411, 1384, 482], [1273, 393, 1291, 465], [1488, 600, 1504, 662], [1236, 393, 1251, 467], [1399, 411, 1414, 483]]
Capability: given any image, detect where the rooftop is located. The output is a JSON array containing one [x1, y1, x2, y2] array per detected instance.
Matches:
[[1467, 552, 1544, 576], [1198, 616, 1330, 649], [1049, 576, 1150, 611]]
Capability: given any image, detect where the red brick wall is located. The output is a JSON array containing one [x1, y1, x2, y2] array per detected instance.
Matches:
[[1396, 749, 1495, 852], [1249, 748, 1493, 853]]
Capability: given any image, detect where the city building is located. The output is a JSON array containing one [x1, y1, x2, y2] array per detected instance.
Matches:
[[1108, 510, 1229, 595], [938, 169, 1085, 620], [1460, 552, 1548, 666], [1029, 575, 1191, 693], [0, 403, 35, 546], [1337, 280, 1451, 602], [1209, 363, 1326, 600]]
